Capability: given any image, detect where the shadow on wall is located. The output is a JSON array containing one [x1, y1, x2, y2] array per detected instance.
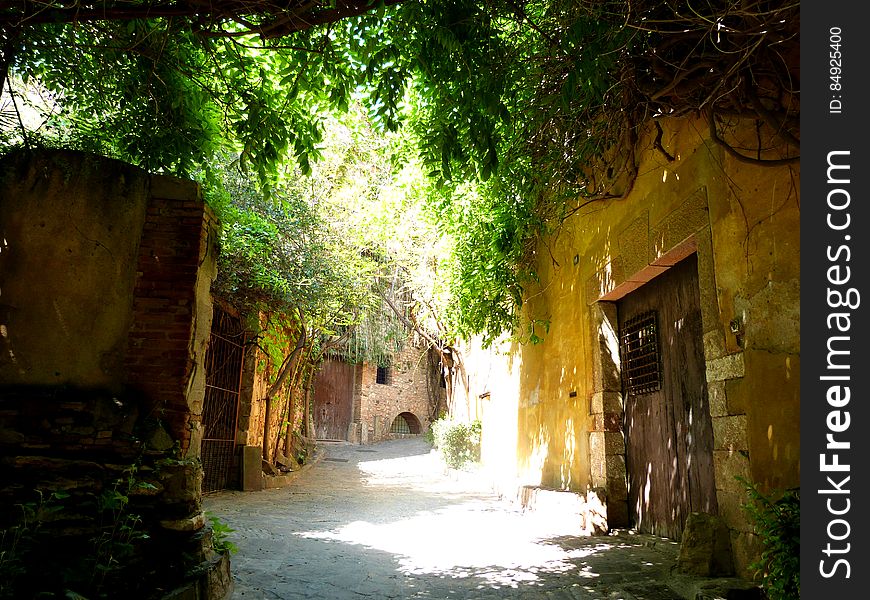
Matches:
[[0, 149, 227, 599]]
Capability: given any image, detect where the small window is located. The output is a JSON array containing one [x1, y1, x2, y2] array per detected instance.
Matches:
[[376, 365, 391, 385], [619, 311, 662, 396]]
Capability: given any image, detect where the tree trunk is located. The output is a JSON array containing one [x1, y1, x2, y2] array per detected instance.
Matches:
[[280, 359, 305, 460], [262, 395, 271, 461], [258, 312, 307, 464], [304, 374, 316, 440]]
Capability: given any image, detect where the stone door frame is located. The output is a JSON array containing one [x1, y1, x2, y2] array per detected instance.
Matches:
[[586, 187, 745, 531]]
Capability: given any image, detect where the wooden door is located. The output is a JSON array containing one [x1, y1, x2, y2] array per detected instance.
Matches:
[[312, 359, 355, 440], [618, 254, 717, 540]]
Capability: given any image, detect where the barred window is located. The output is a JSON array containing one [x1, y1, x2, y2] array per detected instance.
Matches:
[[620, 311, 662, 396]]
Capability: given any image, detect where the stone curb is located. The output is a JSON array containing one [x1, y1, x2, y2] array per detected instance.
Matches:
[[263, 445, 327, 489]]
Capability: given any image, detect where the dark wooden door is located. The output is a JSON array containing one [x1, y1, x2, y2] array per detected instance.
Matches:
[[618, 254, 717, 540], [312, 359, 355, 440]]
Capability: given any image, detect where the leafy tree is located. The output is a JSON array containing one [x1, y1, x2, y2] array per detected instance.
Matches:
[[0, 1, 403, 37], [1, 0, 799, 346], [208, 104, 456, 453], [1, 16, 365, 187], [209, 134, 381, 450]]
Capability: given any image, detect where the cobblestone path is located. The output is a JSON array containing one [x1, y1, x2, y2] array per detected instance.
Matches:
[[204, 438, 702, 600]]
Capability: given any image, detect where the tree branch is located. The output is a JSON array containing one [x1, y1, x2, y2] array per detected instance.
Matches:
[[744, 75, 800, 149], [0, 27, 15, 95], [707, 109, 798, 166], [0, 1, 405, 38], [264, 307, 307, 400]]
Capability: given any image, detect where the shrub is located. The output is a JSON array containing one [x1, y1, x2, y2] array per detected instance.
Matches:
[[430, 418, 481, 470], [206, 514, 238, 556], [0, 490, 67, 597], [738, 477, 799, 600]]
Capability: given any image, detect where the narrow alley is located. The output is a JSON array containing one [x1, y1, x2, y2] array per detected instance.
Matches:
[[203, 438, 742, 600]]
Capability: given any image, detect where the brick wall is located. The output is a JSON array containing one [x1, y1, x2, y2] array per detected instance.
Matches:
[[125, 175, 217, 454]]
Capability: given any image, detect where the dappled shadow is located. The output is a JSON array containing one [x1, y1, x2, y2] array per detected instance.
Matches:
[[290, 515, 683, 599], [205, 439, 686, 599]]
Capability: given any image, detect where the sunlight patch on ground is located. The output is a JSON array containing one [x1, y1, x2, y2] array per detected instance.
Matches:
[[295, 504, 601, 588], [291, 443, 619, 588], [356, 451, 493, 496]]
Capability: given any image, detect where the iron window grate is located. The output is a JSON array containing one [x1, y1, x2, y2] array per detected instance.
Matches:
[[620, 311, 662, 396], [390, 415, 412, 434], [376, 365, 391, 385]]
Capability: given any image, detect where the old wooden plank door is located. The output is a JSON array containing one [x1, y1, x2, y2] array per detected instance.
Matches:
[[312, 358, 355, 441], [618, 254, 717, 540]]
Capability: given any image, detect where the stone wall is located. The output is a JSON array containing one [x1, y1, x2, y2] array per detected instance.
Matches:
[[0, 150, 228, 599], [357, 336, 438, 443]]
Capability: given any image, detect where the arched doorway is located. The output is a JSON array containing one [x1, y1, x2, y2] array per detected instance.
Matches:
[[389, 411, 422, 435]]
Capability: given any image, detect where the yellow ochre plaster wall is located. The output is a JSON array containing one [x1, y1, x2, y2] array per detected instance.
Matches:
[[470, 114, 799, 575]]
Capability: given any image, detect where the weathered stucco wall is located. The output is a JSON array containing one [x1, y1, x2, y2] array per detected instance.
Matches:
[[0, 150, 227, 598], [0, 151, 148, 388], [471, 114, 799, 576], [459, 337, 522, 498]]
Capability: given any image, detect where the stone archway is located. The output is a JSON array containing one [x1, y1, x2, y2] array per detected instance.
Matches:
[[389, 411, 422, 435]]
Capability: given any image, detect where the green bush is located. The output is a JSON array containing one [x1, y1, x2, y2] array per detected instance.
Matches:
[[0, 490, 68, 597], [206, 513, 238, 556], [430, 418, 481, 470], [738, 477, 799, 600], [423, 423, 436, 446]]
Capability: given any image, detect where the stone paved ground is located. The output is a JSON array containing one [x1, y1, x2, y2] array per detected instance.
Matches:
[[203, 438, 746, 600]]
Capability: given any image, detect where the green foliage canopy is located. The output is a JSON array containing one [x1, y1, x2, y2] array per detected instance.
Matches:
[[1, 0, 799, 346], [209, 151, 378, 338]]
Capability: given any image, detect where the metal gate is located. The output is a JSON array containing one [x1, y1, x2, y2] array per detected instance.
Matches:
[[201, 306, 245, 493]]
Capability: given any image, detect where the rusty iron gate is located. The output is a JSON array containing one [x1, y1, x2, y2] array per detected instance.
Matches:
[[618, 254, 717, 540], [201, 306, 245, 493]]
